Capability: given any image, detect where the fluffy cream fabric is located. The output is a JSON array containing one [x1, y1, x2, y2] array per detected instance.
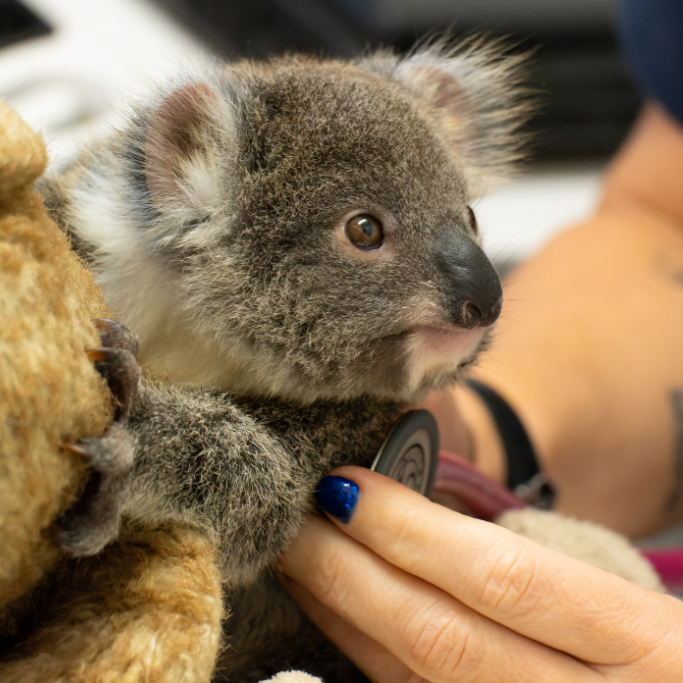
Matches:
[[498, 508, 664, 592]]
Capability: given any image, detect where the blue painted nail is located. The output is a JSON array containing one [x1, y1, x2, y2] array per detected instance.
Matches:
[[315, 476, 359, 523]]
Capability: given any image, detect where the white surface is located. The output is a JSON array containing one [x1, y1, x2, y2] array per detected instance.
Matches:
[[0, 0, 207, 163], [0, 0, 604, 260], [477, 165, 605, 265]]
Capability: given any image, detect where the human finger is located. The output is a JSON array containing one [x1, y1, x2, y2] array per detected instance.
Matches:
[[279, 515, 596, 683], [279, 574, 416, 683], [314, 467, 680, 666]]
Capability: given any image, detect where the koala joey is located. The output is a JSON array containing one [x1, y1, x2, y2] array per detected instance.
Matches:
[[40, 42, 526, 681]]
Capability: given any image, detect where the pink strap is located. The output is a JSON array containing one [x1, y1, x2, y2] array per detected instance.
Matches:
[[434, 451, 527, 521], [640, 549, 683, 589]]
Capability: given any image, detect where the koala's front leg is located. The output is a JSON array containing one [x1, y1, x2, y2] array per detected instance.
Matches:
[[126, 382, 313, 584]]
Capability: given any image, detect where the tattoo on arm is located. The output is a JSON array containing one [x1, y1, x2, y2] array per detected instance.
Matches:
[[664, 388, 683, 512]]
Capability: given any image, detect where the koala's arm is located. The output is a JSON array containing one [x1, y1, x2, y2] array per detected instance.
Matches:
[[125, 381, 312, 584]]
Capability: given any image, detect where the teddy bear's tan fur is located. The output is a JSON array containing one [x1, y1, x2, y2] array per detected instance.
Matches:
[[0, 100, 224, 682], [0, 527, 224, 683], [0, 99, 112, 626]]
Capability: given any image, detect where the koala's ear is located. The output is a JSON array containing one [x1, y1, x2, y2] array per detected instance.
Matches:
[[144, 83, 231, 217], [372, 43, 530, 196]]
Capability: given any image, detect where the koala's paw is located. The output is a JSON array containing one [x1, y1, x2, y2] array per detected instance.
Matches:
[[55, 319, 140, 556]]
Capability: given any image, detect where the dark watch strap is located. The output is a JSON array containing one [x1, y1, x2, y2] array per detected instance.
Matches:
[[466, 380, 556, 509]]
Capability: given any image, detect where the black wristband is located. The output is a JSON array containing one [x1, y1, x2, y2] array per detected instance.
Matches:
[[466, 380, 556, 509]]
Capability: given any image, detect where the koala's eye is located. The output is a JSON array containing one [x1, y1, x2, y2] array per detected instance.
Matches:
[[345, 215, 383, 249], [466, 206, 479, 236]]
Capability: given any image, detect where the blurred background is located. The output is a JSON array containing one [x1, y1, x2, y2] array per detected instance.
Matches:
[[0, 0, 639, 268]]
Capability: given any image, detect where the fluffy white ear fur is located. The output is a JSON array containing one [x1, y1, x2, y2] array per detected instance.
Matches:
[[145, 83, 217, 205], [497, 508, 665, 593], [385, 42, 530, 198], [144, 82, 233, 242]]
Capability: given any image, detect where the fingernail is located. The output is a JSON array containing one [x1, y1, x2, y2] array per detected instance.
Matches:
[[315, 475, 359, 523]]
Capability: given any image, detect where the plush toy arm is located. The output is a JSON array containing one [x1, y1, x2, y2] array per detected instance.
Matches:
[[0, 526, 224, 683]]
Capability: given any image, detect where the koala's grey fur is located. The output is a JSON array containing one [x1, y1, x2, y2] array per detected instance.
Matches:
[[40, 40, 527, 682]]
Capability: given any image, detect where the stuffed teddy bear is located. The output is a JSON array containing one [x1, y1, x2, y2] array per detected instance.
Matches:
[[0, 98, 664, 683], [0, 99, 224, 683]]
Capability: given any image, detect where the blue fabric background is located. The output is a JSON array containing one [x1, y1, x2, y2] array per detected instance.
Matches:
[[618, 0, 683, 123]]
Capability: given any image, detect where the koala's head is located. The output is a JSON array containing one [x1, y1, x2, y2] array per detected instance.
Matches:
[[121, 44, 526, 403]]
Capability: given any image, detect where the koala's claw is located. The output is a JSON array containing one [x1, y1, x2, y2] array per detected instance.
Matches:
[[61, 429, 134, 476], [57, 423, 135, 556], [93, 317, 140, 358], [87, 346, 139, 420], [88, 318, 140, 420], [62, 439, 95, 460], [87, 348, 139, 422]]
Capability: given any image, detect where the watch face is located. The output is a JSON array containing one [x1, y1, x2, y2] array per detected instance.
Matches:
[[370, 410, 439, 497]]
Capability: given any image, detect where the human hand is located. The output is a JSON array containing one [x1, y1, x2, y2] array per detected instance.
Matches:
[[278, 467, 682, 682]]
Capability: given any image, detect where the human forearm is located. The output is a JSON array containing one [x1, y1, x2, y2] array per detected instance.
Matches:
[[442, 104, 683, 536], [474, 208, 683, 535]]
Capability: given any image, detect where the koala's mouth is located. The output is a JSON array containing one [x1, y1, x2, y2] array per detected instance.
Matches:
[[411, 325, 485, 361], [394, 324, 489, 398]]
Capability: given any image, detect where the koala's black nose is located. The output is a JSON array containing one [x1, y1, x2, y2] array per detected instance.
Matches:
[[432, 229, 503, 330], [462, 296, 502, 328]]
